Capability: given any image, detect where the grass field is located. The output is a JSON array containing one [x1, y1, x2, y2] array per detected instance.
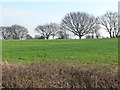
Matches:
[[2, 38, 118, 65]]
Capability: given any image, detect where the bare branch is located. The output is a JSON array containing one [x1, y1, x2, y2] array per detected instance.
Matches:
[[61, 12, 98, 39]]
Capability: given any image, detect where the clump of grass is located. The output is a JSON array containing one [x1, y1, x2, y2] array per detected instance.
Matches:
[[2, 61, 119, 88]]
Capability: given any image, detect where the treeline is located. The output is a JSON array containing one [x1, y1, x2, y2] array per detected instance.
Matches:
[[0, 11, 119, 39]]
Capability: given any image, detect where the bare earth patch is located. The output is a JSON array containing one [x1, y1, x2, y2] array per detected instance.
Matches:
[[1, 61, 119, 88]]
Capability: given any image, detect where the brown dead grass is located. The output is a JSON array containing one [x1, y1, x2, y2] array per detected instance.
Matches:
[[1, 61, 119, 88]]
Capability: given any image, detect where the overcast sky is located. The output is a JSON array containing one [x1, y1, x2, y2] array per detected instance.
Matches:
[[0, 0, 119, 38]]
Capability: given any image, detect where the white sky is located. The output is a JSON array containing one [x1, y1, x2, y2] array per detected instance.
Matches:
[[1, 0, 119, 2], [0, 0, 119, 38]]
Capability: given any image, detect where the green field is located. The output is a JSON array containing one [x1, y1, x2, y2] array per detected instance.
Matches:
[[2, 38, 118, 65]]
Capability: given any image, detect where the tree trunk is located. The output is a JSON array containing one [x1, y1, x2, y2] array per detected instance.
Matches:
[[46, 36, 49, 39], [109, 32, 112, 38], [79, 35, 82, 39], [112, 32, 115, 38], [52, 35, 55, 39]]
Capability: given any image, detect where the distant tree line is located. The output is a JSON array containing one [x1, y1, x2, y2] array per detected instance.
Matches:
[[0, 11, 119, 39], [0, 25, 29, 39]]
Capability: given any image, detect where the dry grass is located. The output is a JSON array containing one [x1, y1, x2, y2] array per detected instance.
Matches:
[[1, 61, 119, 88]]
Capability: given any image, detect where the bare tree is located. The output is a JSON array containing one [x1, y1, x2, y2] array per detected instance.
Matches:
[[57, 30, 69, 39], [35, 23, 59, 39], [99, 11, 119, 38], [61, 12, 98, 39], [50, 23, 60, 39], [26, 34, 33, 39], [10, 25, 28, 39], [34, 35, 45, 39], [86, 35, 92, 39], [0, 26, 12, 39], [90, 24, 101, 39], [0, 25, 28, 39], [94, 25, 101, 38], [0, 27, 8, 39]]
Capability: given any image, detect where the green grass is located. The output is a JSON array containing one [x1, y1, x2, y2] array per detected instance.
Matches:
[[2, 38, 118, 65]]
